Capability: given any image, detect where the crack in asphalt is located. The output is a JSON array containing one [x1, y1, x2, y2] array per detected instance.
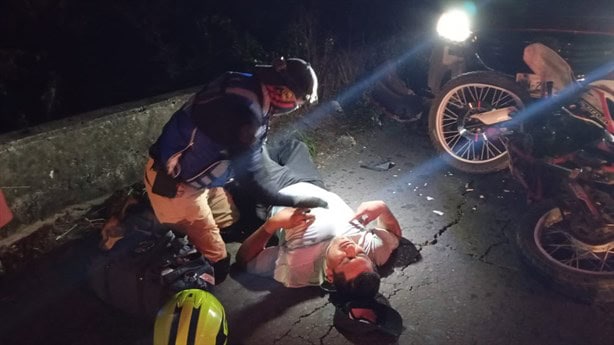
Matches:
[[387, 283, 413, 300], [478, 239, 508, 261], [422, 197, 467, 246], [298, 334, 316, 345], [463, 219, 519, 271], [319, 324, 336, 345], [272, 301, 331, 345], [390, 279, 435, 299], [383, 266, 437, 301]]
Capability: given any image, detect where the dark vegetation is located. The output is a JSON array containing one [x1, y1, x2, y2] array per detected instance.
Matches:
[[0, 0, 438, 134]]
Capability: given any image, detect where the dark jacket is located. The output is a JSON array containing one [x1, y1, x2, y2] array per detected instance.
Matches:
[[149, 72, 300, 206]]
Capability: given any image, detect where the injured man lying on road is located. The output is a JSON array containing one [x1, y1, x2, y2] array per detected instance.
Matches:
[[235, 140, 402, 299]]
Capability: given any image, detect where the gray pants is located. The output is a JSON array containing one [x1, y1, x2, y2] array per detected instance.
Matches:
[[261, 138, 326, 191]]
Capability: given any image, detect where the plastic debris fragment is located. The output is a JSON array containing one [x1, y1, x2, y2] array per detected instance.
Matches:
[[360, 160, 396, 171]]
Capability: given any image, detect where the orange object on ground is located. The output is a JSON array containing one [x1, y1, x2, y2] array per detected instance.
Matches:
[[0, 189, 13, 228]]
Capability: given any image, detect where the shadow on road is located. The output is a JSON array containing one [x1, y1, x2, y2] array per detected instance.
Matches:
[[0, 232, 153, 345]]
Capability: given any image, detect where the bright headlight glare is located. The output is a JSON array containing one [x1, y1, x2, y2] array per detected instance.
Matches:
[[437, 9, 472, 42]]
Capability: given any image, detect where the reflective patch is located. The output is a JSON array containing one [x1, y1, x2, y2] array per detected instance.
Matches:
[[187, 160, 231, 189]]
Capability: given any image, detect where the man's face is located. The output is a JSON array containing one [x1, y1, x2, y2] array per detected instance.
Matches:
[[325, 236, 375, 282]]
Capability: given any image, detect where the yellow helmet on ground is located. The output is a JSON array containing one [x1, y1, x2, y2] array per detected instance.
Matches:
[[154, 289, 228, 345]]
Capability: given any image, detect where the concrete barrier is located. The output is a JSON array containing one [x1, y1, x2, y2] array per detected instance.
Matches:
[[0, 88, 197, 243]]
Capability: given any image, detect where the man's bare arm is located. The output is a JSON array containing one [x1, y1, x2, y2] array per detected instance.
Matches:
[[236, 207, 315, 267], [376, 204, 402, 238], [235, 221, 278, 268], [351, 200, 402, 238]]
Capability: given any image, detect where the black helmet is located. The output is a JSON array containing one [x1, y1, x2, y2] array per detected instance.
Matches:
[[254, 57, 319, 104]]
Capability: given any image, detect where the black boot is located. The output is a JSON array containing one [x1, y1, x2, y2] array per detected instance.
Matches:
[[213, 255, 231, 284]]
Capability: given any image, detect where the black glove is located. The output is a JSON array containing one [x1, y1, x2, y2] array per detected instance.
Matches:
[[292, 196, 328, 209]]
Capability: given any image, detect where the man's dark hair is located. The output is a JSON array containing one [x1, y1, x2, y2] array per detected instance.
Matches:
[[332, 271, 381, 300]]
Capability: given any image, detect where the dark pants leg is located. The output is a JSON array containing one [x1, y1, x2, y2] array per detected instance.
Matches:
[[262, 139, 326, 190], [223, 139, 325, 241]]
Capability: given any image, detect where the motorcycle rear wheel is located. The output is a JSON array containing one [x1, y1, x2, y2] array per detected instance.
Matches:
[[428, 71, 531, 173], [516, 199, 614, 303]]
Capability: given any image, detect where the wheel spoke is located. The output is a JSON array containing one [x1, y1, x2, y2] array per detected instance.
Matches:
[[495, 137, 507, 153], [443, 112, 459, 124], [495, 93, 513, 107], [600, 250, 612, 272], [477, 85, 487, 101], [459, 89, 469, 107], [457, 139, 473, 158], [486, 140, 503, 156], [467, 86, 478, 103], [446, 134, 463, 152], [449, 93, 464, 109], [493, 89, 505, 107], [479, 138, 487, 160], [444, 106, 460, 119]]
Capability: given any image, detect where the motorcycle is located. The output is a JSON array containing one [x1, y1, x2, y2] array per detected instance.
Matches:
[[370, 42, 614, 302], [482, 43, 614, 303]]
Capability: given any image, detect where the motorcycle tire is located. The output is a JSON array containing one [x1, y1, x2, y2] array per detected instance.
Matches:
[[515, 199, 614, 303], [428, 71, 531, 174]]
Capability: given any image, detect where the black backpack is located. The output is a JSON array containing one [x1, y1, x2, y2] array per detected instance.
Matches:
[[88, 200, 215, 319]]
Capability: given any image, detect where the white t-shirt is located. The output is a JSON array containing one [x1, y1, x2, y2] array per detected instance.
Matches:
[[245, 182, 400, 287]]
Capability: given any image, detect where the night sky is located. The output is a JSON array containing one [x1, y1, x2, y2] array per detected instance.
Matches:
[[0, 0, 439, 134], [1, 0, 611, 134]]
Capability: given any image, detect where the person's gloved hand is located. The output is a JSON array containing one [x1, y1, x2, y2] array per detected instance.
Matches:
[[293, 196, 328, 209]]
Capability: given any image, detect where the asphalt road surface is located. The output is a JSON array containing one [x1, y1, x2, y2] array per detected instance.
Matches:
[[0, 119, 612, 345]]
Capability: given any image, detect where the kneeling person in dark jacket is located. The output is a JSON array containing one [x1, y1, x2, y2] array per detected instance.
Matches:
[[145, 58, 326, 281]]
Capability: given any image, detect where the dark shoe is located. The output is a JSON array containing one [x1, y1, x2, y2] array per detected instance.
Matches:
[[213, 255, 231, 284]]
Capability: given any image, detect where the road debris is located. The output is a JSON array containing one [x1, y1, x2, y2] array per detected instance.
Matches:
[[433, 210, 444, 216], [336, 135, 356, 148], [360, 160, 396, 171], [426, 196, 434, 201]]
